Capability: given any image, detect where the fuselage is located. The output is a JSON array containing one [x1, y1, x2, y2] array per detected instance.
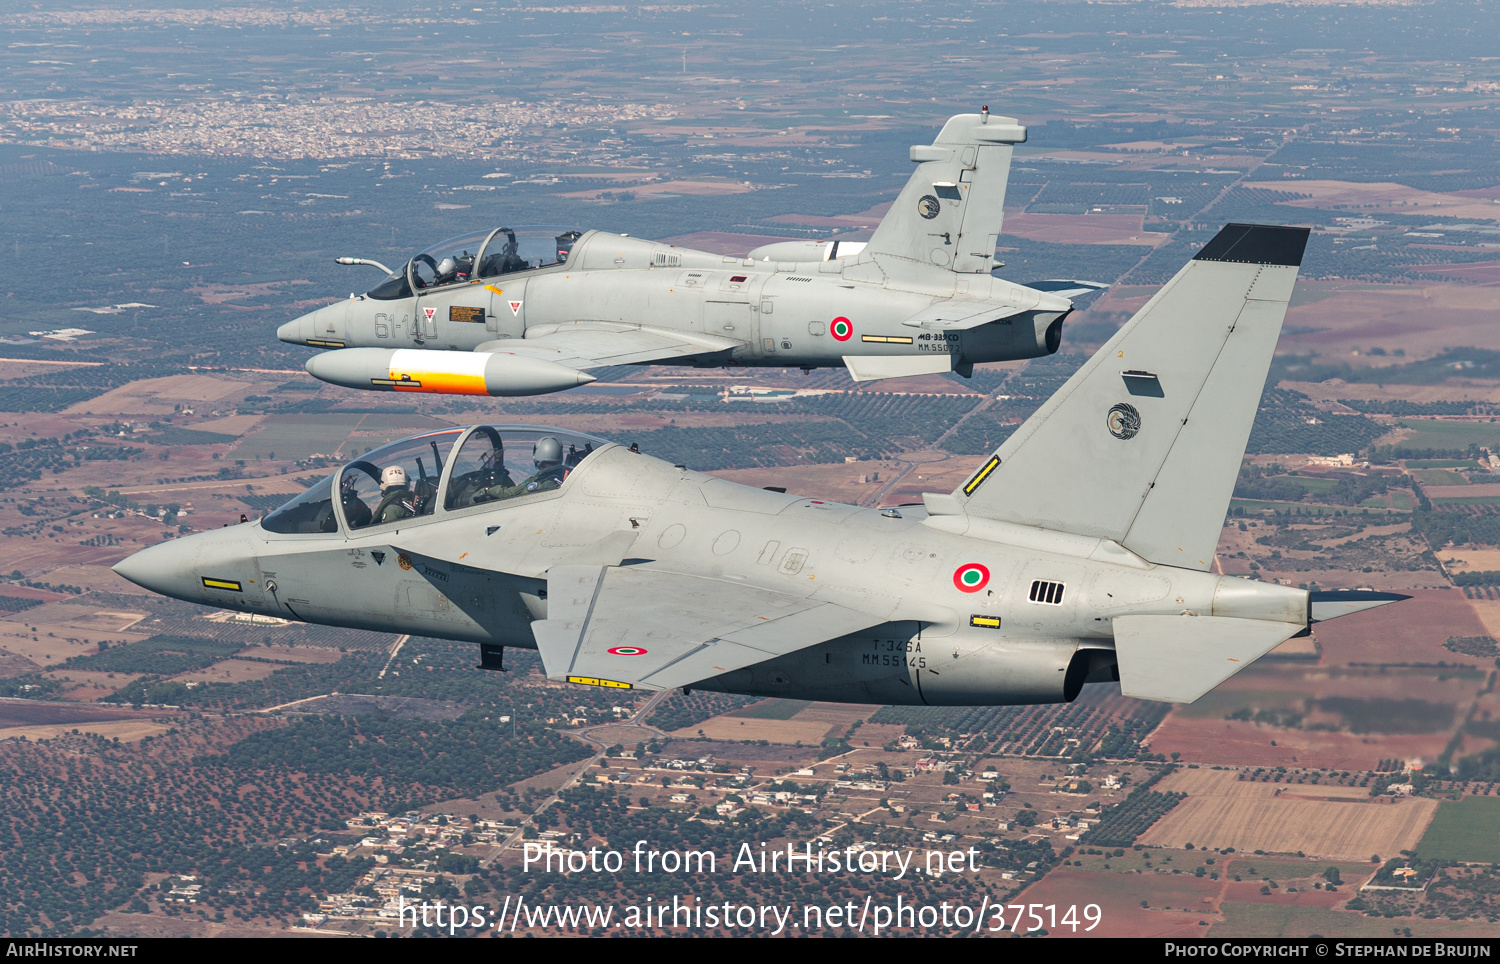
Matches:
[[113, 425, 1307, 707], [278, 230, 1069, 373]]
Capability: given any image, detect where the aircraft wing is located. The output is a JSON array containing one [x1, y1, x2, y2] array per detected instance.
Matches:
[[531, 565, 887, 691], [478, 322, 740, 370]]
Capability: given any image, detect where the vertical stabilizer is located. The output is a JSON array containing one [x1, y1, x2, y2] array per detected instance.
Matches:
[[864, 112, 1026, 276], [949, 223, 1311, 570]]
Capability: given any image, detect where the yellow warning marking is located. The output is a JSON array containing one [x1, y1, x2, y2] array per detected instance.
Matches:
[[485, 284, 504, 295], [567, 676, 632, 690], [963, 456, 1001, 496], [969, 615, 1001, 629], [201, 577, 242, 592]]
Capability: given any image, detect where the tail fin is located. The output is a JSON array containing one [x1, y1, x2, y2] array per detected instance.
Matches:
[[865, 111, 1025, 276], [948, 223, 1311, 571]]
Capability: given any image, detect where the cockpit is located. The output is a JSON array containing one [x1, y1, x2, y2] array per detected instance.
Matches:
[[261, 424, 607, 535], [367, 227, 584, 301]]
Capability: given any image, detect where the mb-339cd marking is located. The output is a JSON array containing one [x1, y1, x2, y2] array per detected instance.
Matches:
[[1107, 402, 1141, 440], [917, 194, 942, 220]]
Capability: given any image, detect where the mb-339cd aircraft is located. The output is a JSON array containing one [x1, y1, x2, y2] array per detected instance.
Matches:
[[119, 224, 1401, 706], [278, 110, 1106, 398]]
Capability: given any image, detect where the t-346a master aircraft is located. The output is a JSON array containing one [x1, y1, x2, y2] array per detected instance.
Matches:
[[122, 224, 1399, 706], [278, 110, 1106, 398]]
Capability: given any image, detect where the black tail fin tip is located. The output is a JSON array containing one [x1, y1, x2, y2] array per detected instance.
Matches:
[[1193, 223, 1311, 267]]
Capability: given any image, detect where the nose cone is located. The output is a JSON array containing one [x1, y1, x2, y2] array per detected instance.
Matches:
[[305, 347, 387, 389], [113, 538, 200, 601], [277, 313, 311, 345]]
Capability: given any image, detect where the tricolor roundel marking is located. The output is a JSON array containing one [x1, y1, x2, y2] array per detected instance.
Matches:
[[608, 646, 648, 657], [953, 563, 990, 593], [830, 316, 853, 342]]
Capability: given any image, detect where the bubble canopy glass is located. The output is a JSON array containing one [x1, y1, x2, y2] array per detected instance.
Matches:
[[366, 227, 585, 300], [260, 425, 610, 535]]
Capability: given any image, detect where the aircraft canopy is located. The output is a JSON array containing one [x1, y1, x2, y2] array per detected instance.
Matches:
[[261, 424, 609, 535], [367, 227, 584, 300]]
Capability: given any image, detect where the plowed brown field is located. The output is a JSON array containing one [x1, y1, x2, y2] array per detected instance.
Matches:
[[1138, 768, 1436, 859]]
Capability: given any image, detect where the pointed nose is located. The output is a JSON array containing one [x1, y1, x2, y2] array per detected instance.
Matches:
[[113, 538, 199, 601], [277, 313, 311, 345]]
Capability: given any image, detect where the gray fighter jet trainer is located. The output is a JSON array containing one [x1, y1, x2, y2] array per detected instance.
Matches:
[[119, 224, 1402, 706], [277, 110, 1107, 397]]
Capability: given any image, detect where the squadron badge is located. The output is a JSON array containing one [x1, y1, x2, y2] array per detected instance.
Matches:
[[917, 194, 942, 220], [1107, 403, 1141, 440]]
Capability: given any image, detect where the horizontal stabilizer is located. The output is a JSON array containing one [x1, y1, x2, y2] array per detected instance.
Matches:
[[1309, 589, 1410, 622], [1114, 614, 1303, 704], [534, 565, 887, 691], [900, 298, 1040, 332], [1022, 279, 1110, 301]]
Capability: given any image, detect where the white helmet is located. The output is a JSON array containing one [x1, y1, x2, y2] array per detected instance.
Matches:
[[436, 256, 457, 276], [380, 465, 407, 490]]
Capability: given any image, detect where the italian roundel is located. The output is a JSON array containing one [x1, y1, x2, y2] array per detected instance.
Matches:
[[607, 646, 648, 656], [953, 563, 990, 593], [830, 316, 853, 342]]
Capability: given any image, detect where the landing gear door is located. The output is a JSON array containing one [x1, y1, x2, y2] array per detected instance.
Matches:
[[486, 277, 527, 339]]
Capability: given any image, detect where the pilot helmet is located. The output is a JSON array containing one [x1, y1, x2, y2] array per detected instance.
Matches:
[[380, 465, 408, 490], [436, 256, 457, 277], [533, 437, 563, 469]]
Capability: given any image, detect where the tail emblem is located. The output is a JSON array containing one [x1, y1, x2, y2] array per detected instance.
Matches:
[[917, 195, 942, 219], [1107, 403, 1141, 440]]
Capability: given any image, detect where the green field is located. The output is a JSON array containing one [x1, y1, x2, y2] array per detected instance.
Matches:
[[1393, 419, 1500, 452], [1432, 496, 1500, 506], [1210, 901, 1499, 939], [729, 698, 808, 720], [1407, 459, 1479, 469], [1413, 469, 1470, 486], [1282, 476, 1340, 494], [1415, 796, 1500, 862]]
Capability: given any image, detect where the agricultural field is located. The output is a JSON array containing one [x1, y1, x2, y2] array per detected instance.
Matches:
[[1138, 768, 1438, 860], [1415, 797, 1500, 863], [1210, 902, 1500, 940]]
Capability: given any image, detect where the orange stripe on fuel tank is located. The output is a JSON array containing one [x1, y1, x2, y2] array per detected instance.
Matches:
[[387, 349, 490, 396]]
